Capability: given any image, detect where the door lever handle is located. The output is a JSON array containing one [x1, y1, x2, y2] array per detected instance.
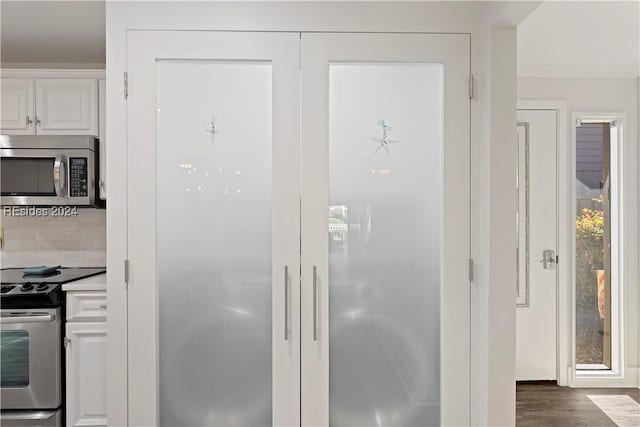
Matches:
[[540, 249, 556, 270]]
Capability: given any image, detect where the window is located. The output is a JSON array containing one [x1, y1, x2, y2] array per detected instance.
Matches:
[[575, 119, 621, 371]]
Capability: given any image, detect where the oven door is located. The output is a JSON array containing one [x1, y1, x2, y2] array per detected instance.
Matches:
[[0, 308, 61, 409], [0, 148, 95, 206]]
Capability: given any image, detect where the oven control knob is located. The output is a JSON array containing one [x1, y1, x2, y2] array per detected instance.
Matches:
[[36, 283, 48, 292], [21, 283, 34, 291]]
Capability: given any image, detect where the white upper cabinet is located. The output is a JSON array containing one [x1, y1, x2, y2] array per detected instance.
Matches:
[[0, 78, 35, 134], [35, 78, 98, 136], [1, 76, 100, 136]]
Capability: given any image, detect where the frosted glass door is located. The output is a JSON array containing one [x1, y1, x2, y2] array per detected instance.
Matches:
[[329, 63, 442, 426], [157, 60, 272, 427], [301, 33, 470, 426], [126, 31, 300, 427]]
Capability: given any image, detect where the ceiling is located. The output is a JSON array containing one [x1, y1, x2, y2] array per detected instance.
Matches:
[[518, 1, 640, 77], [1, 1, 105, 66], [1, 1, 638, 77]]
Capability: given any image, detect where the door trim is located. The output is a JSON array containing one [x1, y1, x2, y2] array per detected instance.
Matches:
[[517, 100, 568, 386]]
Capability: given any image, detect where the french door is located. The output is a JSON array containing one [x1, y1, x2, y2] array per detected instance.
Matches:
[[126, 31, 470, 426]]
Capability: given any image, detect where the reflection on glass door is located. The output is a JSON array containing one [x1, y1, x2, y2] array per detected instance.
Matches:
[[329, 63, 443, 426], [156, 60, 273, 426]]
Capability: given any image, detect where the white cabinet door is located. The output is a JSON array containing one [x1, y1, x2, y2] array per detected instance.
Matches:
[[0, 78, 35, 134], [65, 322, 108, 427], [126, 31, 300, 427], [300, 33, 471, 426], [98, 79, 107, 199], [35, 79, 98, 135]]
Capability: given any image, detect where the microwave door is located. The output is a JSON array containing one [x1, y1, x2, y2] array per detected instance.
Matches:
[[1, 149, 94, 207], [0, 152, 66, 206], [1, 157, 56, 195]]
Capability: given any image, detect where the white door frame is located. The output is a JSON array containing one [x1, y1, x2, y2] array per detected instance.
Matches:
[[107, 4, 528, 426], [517, 100, 568, 386]]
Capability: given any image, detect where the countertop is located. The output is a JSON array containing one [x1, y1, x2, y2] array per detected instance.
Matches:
[[61, 272, 106, 292]]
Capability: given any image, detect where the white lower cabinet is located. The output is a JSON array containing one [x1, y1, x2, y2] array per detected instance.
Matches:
[[65, 292, 107, 427]]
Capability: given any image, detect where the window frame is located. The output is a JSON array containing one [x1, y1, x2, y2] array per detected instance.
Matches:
[[571, 112, 626, 383]]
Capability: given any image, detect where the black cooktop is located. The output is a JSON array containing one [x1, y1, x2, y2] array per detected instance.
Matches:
[[1, 267, 106, 284], [0, 267, 106, 309]]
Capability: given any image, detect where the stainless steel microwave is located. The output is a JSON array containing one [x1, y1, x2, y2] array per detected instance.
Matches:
[[1, 136, 103, 207]]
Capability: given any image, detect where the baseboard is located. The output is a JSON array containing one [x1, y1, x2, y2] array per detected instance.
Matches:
[[516, 380, 558, 386]]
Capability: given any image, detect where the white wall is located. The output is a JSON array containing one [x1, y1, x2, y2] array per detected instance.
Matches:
[[518, 76, 639, 387], [518, 1, 639, 79], [0, 210, 106, 267], [106, 3, 533, 425], [488, 25, 518, 425]]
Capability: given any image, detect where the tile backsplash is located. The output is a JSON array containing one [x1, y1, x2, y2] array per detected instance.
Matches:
[[1, 208, 106, 268]]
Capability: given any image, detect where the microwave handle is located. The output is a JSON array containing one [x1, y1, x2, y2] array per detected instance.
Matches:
[[53, 155, 66, 196]]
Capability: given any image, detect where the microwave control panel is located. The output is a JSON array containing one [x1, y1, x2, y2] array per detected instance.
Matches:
[[69, 158, 88, 197]]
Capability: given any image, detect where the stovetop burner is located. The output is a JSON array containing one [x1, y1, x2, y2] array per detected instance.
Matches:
[[0, 267, 106, 309]]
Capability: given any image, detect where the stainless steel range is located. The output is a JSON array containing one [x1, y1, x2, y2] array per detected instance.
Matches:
[[0, 267, 106, 427]]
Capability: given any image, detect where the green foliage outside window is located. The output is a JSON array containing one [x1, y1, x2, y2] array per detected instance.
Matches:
[[575, 208, 604, 307]]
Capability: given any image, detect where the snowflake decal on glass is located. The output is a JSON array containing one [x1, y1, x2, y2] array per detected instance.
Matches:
[[371, 119, 399, 154]]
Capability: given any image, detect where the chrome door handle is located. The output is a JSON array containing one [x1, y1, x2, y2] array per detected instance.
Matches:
[[313, 265, 318, 341], [26, 116, 33, 127], [53, 155, 66, 196], [540, 249, 556, 270], [284, 265, 289, 341]]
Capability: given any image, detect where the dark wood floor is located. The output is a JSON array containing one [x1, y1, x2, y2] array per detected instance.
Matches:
[[517, 383, 640, 426]]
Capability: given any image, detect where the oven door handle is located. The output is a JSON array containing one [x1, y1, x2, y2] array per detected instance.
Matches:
[[53, 154, 66, 196], [0, 410, 58, 420], [0, 313, 55, 324]]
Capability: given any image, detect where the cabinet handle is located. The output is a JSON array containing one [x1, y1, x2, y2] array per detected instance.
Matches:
[[26, 116, 33, 126], [284, 265, 289, 341], [34, 117, 41, 126], [99, 304, 107, 309], [313, 265, 318, 341]]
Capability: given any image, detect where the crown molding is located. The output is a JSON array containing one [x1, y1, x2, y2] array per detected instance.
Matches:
[[518, 63, 640, 79], [0, 67, 105, 79]]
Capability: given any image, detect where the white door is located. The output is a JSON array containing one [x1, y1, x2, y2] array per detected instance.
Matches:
[[0, 78, 35, 134], [35, 78, 98, 135], [515, 109, 558, 380], [126, 31, 301, 426], [126, 31, 471, 427], [65, 322, 108, 427], [300, 33, 470, 426]]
